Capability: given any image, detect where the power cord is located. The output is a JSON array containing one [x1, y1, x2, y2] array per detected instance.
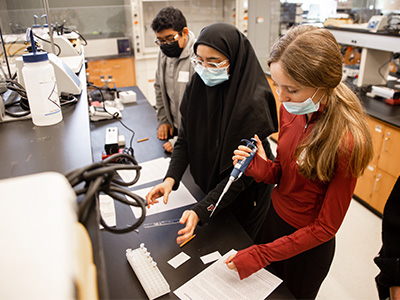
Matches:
[[60, 92, 78, 106], [378, 52, 400, 83], [52, 22, 88, 46], [33, 33, 61, 56], [65, 152, 146, 233], [3, 79, 78, 118], [7, 23, 87, 58], [5, 79, 27, 98], [3, 79, 30, 117], [383, 14, 400, 35]]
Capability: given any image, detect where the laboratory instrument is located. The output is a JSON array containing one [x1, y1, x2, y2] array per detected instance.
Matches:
[[210, 138, 258, 217], [35, 16, 85, 73], [126, 244, 170, 300], [89, 106, 121, 121], [370, 85, 400, 100], [16, 53, 82, 96]]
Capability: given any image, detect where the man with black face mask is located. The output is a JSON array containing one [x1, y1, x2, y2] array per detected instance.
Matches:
[[151, 7, 195, 153]]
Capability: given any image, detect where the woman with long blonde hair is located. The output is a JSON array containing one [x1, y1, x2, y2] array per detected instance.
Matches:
[[225, 25, 373, 299]]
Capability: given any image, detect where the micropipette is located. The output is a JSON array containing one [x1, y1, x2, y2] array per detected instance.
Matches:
[[210, 138, 258, 217]]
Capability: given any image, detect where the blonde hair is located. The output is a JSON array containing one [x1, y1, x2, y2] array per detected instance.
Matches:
[[268, 25, 373, 181]]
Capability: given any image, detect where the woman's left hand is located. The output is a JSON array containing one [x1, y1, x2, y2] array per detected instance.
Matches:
[[176, 210, 199, 244], [225, 254, 238, 272]]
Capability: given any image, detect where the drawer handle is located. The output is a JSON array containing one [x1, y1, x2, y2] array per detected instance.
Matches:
[[382, 132, 390, 152], [373, 174, 381, 192]]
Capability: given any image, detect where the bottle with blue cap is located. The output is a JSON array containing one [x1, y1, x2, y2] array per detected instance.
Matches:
[[22, 28, 62, 126]]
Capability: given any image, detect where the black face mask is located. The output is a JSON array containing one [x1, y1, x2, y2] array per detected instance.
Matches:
[[160, 40, 183, 58]]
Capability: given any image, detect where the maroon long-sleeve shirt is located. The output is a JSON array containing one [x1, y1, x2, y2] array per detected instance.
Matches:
[[232, 105, 357, 279]]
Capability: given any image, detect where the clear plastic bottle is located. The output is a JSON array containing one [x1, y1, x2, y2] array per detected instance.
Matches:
[[22, 31, 62, 126]]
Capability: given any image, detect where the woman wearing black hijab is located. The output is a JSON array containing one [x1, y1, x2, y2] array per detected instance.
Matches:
[[146, 23, 278, 244]]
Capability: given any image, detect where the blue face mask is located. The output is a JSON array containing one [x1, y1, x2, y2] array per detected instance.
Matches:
[[195, 64, 229, 87], [282, 89, 322, 115]]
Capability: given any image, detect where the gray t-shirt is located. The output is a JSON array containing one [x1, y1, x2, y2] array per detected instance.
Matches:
[[165, 56, 180, 130]]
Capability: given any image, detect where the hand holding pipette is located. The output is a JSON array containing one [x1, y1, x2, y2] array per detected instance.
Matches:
[[210, 137, 259, 217]]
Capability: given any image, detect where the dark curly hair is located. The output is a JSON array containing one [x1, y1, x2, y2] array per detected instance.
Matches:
[[151, 6, 187, 33]]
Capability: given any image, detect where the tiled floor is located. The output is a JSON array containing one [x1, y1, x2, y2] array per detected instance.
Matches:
[[268, 138, 383, 299], [317, 199, 382, 300]]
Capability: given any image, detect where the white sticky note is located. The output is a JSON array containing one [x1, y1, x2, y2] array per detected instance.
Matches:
[[168, 252, 191, 269], [200, 251, 222, 264], [177, 71, 189, 83]]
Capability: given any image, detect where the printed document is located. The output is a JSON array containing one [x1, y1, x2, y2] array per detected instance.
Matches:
[[174, 249, 282, 300]]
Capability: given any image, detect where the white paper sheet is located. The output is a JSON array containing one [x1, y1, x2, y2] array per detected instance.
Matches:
[[130, 183, 196, 217], [99, 194, 116, 229], [117, 157, 171, 187], [174, 249, 282, 300], [168, 252, 191, 269]]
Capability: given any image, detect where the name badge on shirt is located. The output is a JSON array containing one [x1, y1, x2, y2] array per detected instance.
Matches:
[[177, 71, 189, 83]]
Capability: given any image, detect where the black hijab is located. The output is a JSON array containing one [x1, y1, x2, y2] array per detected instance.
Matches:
[[179, 23, 278, 193]]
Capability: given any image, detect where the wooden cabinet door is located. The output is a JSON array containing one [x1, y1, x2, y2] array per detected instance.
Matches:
[[378, 125, 400, 178], [367, 117, 384, 166], [354, 163, 376, 204], [87, 57, 136, 88], [106, 57, 136, 88], [353, 117, 399, 213], [87, 60, 105, 86], [370, 169, 397, 214]]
